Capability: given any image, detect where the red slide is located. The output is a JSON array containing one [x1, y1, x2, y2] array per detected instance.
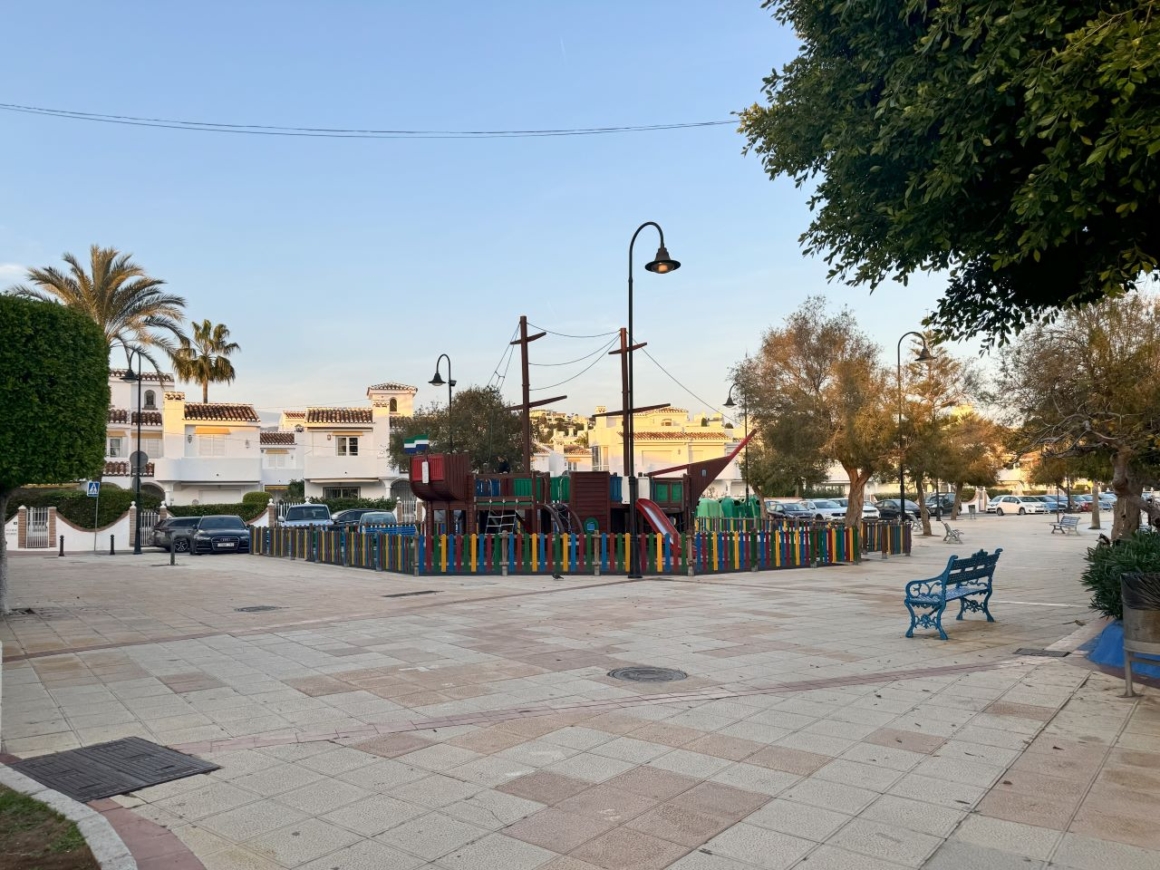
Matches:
[[636, 498, 680, 537]]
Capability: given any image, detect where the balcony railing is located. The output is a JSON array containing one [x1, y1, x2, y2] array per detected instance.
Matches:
[[104, 460, 155, 476]]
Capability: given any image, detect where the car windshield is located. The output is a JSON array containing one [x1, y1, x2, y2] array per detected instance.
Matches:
[[200, 516, 246, 531], [285, 506, 329, 521], [785, 504, 809, 512], [360, 512, 396, 525], [813, 500, 840, 509]]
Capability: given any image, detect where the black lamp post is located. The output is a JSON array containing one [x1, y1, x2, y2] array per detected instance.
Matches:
[[429, 354, 456, 451], [723, 384, 749, 501], [627, 222, 680, 579], [896, 331, 935, 527], [121, 351, 145, 555]]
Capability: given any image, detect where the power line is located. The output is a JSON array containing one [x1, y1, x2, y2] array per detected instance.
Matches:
[[530, 340, 617, 368], [490, 323, 521, 390], [0, 101, 734, 140], [641, 348, 736, 423], [528, 322, 620, 339], [531, 335, 619, 391]]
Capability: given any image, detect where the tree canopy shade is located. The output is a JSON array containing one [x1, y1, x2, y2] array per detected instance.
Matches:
[[172, 319, 240, 402], [0, 296, 109, 612], [388, 386, 523, 475], [9, 245, 185, 368], [740, 1, 1160, 345]]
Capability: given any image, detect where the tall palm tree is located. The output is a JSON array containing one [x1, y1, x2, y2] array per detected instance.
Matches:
[[9, 245, 186, 368], [172, 319, 240, 402]]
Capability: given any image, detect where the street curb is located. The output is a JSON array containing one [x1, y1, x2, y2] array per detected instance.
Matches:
[[0, 763, 137, 870]]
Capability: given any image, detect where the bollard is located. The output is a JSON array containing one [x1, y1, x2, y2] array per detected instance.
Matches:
[[170, 547, 175, 566], [109, 534, 115, 556], [59, 535, 64, 557]]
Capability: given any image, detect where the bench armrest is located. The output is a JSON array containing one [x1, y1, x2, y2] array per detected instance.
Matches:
[[905, 577, 946, 598]]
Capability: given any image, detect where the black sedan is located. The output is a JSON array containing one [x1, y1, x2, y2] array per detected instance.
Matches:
[[331, 508, 379, 529], [875, 499, 921, 521], [173, 515, 251, 554]]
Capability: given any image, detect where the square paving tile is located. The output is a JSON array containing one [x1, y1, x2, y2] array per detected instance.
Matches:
[[1052, 831, 1160, 870], [976, 785, 1078, 829], [248, 818, 361, 867], [815, 759, 905, 792], [745, 797, 850, 842], [154, 781, 259, 822], [864, 728, 946, 755], [376, 811, 490, 860], [555, 784, 658, 824], [780, 777, 878, 815], [828, 818, 941, 867], [923, 840, 1047, 870], [649, 750, 733, 779], [295, 747, 375, 776], [590, 737, 672, 764], [746, 746, 830, 776], [274, 778, 372, 815], [439, 832, 558, 870], [232, 764, 325, 798], [352, 733, 433, 759], [505, 808, 615, 852], [952, 815, 1061, 860], [298, 839, 424, 870], [336, 758, 427, 792], [498, 771, 594, 805], [397, 743, 484, 772], [391, 773, 483, 808], [708, 763, 801, 797], [668, 781, 769, 822], [545, 753, 637, 784], [625, 802, 730, 847], [698, 822, 813, 870], [605, 767, 701, 802], [858, 795, 965, 837], [569, 826, 690, 870], [321, 793, 426, 837], [449, 727, 535, 755], [442, 789, 545, 829], [200, 801, 311, 842]]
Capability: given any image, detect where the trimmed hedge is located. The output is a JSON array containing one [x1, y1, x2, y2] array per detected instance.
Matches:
[[168, 502, 266, 521], [1081, 531, 1160, 620], [3, 487, 162, 529], [242, 490, 272, 505]]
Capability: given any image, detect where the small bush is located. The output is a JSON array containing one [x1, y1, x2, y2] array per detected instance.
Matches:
[[3, 487, 161, 529], [168, 502, 267, 521], [242, 491, 272, 505], [1081, 531, 1160, 620]]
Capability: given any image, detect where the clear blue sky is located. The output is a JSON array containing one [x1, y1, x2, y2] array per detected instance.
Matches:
[[0, 2, 968, 420]]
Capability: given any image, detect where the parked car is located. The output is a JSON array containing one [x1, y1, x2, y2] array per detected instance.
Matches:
[[1037, 496, 1065, 513], [1099, 494, 1117, 510], [832, 497, 880, 519], [875, 498, 921, 521], [280, 504, 333, 528], [151, 517, 201, 551], [769, 502, 815, 521], [800, 499, 846, 521], [172, 515, 251, 554], [989, 495, 1047, 515], [924, 494, 956, 516], [331, 508, 378, 529], [356, 511, 398, 530]]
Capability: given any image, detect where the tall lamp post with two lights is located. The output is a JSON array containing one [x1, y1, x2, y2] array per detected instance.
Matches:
[[429, 354, 456, 451], [896, 331, 935, 528], [121, 350, 146, 555], [723, 384, 749, 501], [625, 222, 680, 579]]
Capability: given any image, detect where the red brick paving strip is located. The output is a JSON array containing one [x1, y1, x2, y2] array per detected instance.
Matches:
[[89, 798, 206, 869]]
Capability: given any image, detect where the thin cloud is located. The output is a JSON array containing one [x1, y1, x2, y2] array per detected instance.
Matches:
[[0, 263, 27, 285]]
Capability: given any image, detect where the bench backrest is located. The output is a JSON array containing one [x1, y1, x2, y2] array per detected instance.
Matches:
[[1061, 516, 1079, 527], [943, 547, 1002, 587]]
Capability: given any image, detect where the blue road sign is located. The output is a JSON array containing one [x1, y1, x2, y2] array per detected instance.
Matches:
[[87, 480, 101, 498]]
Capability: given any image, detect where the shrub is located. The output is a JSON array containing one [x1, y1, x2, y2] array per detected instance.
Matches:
[[168, 502, 267, 521], [3, 487, 161, 529], [1080, 531, 1160, 620], [242, 491, 272, 505]]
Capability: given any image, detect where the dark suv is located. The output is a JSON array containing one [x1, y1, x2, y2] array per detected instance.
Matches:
[[151, 517, 201, 551], [173, 515, 251, 554]]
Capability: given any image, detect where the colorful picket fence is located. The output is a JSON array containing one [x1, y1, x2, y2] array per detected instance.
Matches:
[[252, 524, 872, 576], [861, 520, 912, 556]]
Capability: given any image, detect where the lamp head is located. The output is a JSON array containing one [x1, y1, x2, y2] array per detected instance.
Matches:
[[645, 245, 680, 274], [723, 395, 736, 409], [915, 345, 936, 363], [121, 370, 139, 382], [448, 379, 457, 388], [429, 371, 445, 387]]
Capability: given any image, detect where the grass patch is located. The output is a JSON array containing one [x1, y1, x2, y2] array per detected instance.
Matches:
[[0, 786, 100, 870]]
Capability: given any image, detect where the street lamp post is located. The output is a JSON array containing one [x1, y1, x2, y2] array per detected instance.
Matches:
[[627, 222, 680, 579], [896, 331, 935, 529], [429, 354, 456, 451], [121, 350, 145, 555], [723, 384, 749, 500]]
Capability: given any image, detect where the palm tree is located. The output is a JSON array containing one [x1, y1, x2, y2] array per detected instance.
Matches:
[[9, 245, 185, 368], [172, 319, 240, 402]]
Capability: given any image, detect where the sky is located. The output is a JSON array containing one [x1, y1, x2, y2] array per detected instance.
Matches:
[[0, 2, 978, 423]]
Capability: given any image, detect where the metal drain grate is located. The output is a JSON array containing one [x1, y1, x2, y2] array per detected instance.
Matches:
[[1014, 648, 1071, 657], [383, 590, 439, 599], [9, 737, 218, 802], [235, 605, 283, 612], [608, 667, 688, 683]]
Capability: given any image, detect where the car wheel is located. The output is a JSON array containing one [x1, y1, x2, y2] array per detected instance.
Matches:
[[174, 538, 190, 553], [996, 507, 1004, 516], [1018, 507, 1026, 515]]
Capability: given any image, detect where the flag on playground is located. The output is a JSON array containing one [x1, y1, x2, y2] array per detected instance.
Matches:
[[404, 435, 430, 454]]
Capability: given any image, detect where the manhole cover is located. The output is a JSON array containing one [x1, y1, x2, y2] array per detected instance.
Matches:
[[9, 737, 218, 802], [383, 590, 439, 599], [1014, 648, 1070, 657], [234, 605, 282, 613], [608, 667, 688, 683]]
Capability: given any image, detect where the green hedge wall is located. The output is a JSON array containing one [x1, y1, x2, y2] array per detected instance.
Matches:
[[3, 487, 162, 529], [168, 502, 267, 521]]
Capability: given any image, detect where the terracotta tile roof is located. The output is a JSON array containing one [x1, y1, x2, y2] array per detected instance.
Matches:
[[282, 410, 306, 419], [108, 407, 128, 424], [563, 445, 589, 454], [367, 382, 417, 392], [622, 430, 728, 440], [109, 369, 174, 384], [260, 431, 297, 445], [306, 407, 373, 424], [105, 460, 154, 476], [165, 391, 185, 401], [132, 411, 162, 425], [184, 403, 260, 422]]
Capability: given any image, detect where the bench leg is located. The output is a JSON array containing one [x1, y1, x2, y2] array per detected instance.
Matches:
[[905, 599, 918, 638], [934, 603, 948, 641], [982, 588, 995, 622], [956, 598, 967, 621]]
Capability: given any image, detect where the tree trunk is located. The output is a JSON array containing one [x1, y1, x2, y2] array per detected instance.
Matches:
[[202, 381, 209, 403], [0, 489, 10, 614], [843, 465, 870, 528], [951, 482, 964, 520], [1108, 449, 1160, 539], [915, 477, 931, 535], [1089, 481, 1101, 531]]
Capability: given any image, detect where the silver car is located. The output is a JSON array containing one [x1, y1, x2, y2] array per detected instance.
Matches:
[[801, 499, 846, 521], [832, 497, 880, 519]]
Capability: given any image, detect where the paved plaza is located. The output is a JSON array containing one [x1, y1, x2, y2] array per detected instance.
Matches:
[[2, 515, 1158, 870]]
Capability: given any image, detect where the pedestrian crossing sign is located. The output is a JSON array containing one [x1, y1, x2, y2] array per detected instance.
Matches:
[[87, 480, 101, 498]]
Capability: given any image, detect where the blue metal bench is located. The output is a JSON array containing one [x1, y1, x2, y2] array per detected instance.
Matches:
[[1050, 515, 1080, 535], [904, 548, 1002, 640]]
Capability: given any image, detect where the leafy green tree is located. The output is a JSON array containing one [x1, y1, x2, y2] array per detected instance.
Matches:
[[937, 413, 1006, 518], [9, 245, 185, 368], [740, 1, 1160, 345], [738, 297, 894, 526], [389, 386, 523, 474], [999, 294, 1160, 539], [172, 319, 241, 402], [0, 297, 109, 612]]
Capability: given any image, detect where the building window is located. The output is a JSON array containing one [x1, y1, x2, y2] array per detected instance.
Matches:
[[143, 389, 157, 410], [198, 435, 226, 456], [142, 436, 163, 458], [324, 486, 360, 499], [389, 398, 398, 412], [264, 453, 288, 468], [107, 436, 124, 457], [591, 446, 605, 471], [566, 461, 579, 472], [337, 436, 359, 456]]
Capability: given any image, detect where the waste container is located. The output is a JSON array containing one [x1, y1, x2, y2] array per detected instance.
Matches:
[[967, 505, 977, 519], [1122, 572, 1160, 696]]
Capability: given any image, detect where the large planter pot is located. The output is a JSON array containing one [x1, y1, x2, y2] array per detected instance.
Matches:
[[1121, 572, 1160, 696]]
